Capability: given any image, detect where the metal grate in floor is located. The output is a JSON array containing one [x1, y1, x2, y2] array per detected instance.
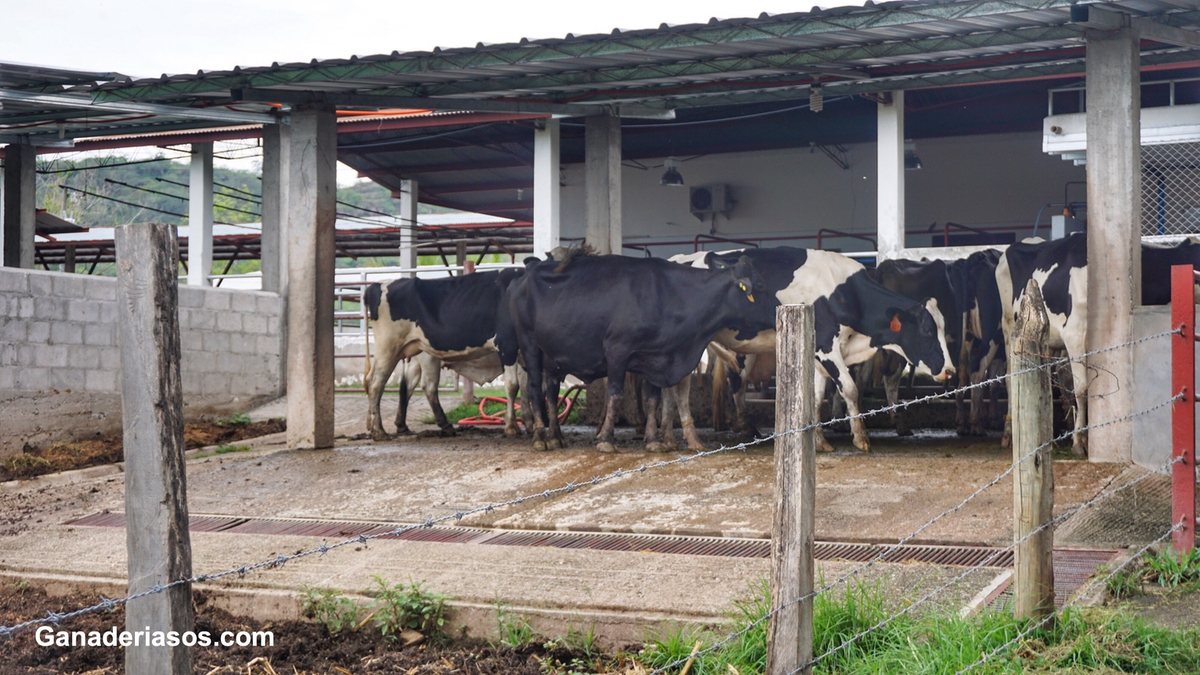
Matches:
[[68, 511, 1118, 583]]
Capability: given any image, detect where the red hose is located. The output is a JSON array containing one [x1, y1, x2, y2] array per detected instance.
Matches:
[[458, 384, 584, 427]]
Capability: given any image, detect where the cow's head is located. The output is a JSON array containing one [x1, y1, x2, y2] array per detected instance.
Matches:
[[880, 298, 956, 382], [716, 255, 775, 338]]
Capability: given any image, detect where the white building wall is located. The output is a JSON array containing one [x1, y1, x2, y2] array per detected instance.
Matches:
[[560, 131, 1086, 256]]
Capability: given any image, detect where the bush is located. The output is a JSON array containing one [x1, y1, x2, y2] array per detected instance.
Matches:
[[300, 586, 360, 634], [367, 576, 452, 639]]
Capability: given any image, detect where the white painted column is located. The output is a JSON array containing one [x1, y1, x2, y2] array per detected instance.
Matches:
[[285, 107, 337, 450], [2, 144, 36, 269], [585, 114, 622, 255], [533, 119, 561, 258], [187, 142, 214, 286], [260, 124, 290, 295], [876, 91, 905, 260], [1085, 27, 1141, 463], [398, 179, 418, 275]]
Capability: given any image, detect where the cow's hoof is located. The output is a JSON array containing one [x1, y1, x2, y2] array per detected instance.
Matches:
[[504, 426, 520, 437], [439, 426, 457, 437], [817, 443, 837, 453], [1071, 443, 1087, 458], [596, 441, 618, 453], [395, 427, 413, 436], [956, 427, 971, 437], [547, 437, 564, 450], [533, 439, 549, 452], [895, 427, 913, 438], [853, 438, 871, 452], [645, 441, 668, 453], [685, 443, 705, 453], [370, 430, 390, 442], [970, 426, 987, 437]]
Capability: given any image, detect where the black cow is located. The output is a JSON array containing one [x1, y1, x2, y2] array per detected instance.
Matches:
[[951, 249, 1006, 436], [853, 258, 960, 436], [670, 247, 956, 453], [363, 269, 524, 441], [1142, 238, 1200, 305], [505, 252, 773, 452]]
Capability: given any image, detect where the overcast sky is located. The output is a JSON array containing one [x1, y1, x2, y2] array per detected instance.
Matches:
[[3, 1, 860, 77]]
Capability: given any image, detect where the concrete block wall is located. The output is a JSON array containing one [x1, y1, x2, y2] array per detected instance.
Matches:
[[1, 267, 283, 455]]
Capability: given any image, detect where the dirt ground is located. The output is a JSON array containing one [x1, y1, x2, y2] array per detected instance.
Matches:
[[0, 584, 595, 675]]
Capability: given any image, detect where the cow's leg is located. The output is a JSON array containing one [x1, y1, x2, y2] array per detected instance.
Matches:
[[544, 369, 566, 450], [839, 374, 871, 452], [393, 357, 422, 435], [812, 366, 837, 454], [969, 367, 988, 437], [595, 371, 626, 453], [643, 382, 666, 452], [956, 334, 973, 436], [418, 355, 455, 436], [987, 357, 1007, 430], [882, 362, 909, 437], [660, 383, 680, 451], [1069, 358, 1089, 457], [670, 375, 704, 452], [502, 363, 522, 436], [523, 350, 552, 452], [366, 343, 405, 442], [732, 355, 760, 438]]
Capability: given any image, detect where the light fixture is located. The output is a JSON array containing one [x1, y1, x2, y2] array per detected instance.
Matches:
[[809, 84, 824, 113], [660, 156, 685, 186], [904, 140, 922, 170]]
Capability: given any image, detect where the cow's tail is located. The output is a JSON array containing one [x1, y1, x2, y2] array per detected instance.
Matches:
[[362, 283, 382, 392], [553, 242, 595, 273]]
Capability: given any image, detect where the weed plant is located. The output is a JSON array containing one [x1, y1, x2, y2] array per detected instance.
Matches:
[[367, 576, 452, 640], [299, 586, 360, 634]]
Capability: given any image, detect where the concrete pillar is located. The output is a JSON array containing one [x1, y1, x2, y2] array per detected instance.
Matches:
[[533, 119, 561, 258], [1085, 27, 1141, 463], [2, 144, 36, 269], [63, 245, 76, 273], [285, 107, 337, 450], [399, 179, 418, 275], [261, 124, 290, 295], [585, 115, 622, 255], [876, 91, 905, 260], [187, 142, 214, 286]]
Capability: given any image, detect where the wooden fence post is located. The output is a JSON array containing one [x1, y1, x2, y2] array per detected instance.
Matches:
[[1011, 279, 1054, 621], [115, 223, 194, 675], [768, 303, 816, 675]]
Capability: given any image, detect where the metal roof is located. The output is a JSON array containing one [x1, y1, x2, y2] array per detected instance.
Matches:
[[84, 0, 1200, 113]]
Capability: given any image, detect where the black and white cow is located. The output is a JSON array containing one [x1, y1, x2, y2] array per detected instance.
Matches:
[[853, 258, 961, 436], [670, 246, 956, 453], [504, 252, 774, 453], [998, 235, 1200, 453], [951, 249, 1006, 436], [363, 269, 524, 441], [996, 233, 1087, 452]]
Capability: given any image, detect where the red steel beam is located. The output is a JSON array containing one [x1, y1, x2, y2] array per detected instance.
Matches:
[[1172, 264, 1197, 554]]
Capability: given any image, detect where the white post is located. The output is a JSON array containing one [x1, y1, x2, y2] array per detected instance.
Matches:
[[2, 144, 36, 269], [1085, 27, 1141, 463], [877, 91, 905, 260], [399, 179, 418, 275], [585, 114, 622, 255], [533, 119, 561, 258], [187, 142, 214, 286]]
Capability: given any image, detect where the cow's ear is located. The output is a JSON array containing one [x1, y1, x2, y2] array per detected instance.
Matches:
[[711, 257, 731, 270], [732, 255, 754, 278], [890, 313, 903, 332]]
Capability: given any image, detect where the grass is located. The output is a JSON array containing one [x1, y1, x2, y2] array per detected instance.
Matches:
[[633, 579, 1200, 675], [216, 412, 251, 427], [493, 600, 539, 648], [300, 586, 361, 634], [192, 444, 252, 459]]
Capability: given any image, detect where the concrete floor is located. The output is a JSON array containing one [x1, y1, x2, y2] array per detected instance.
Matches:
[[0, 391, 1129, 645]]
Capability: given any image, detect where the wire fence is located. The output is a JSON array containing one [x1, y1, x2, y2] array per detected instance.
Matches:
[[0, 325, 1189, 675]]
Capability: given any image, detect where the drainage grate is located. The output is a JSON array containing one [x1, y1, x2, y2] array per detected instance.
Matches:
[[986, 547, 1122, 610], [65, 512, 1114, 579]]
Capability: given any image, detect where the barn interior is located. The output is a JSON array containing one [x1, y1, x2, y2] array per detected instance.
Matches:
[[2, 0, 1200, 467]]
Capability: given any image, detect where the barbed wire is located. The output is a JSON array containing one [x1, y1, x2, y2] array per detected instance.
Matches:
[[0, 328, 1180, 639], [648, 393, 1182, 675], [952, 522, 1184, 675], [791, 454, 1183, 674]]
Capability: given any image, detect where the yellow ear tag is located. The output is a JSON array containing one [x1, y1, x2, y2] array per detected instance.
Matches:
[[738, 282, 747, 292], [748, 294, 755, 303]]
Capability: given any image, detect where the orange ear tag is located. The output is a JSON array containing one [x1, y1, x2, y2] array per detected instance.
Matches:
[[890, 314, 902, 332]]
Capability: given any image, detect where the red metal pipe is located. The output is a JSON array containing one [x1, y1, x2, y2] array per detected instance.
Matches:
[[1171, 264, 1197, 554]]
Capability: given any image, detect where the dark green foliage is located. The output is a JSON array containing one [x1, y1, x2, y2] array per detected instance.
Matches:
[[367, 576, 452, 639], [1143, 547, 1200, 589], [300, 586, 361, 634]]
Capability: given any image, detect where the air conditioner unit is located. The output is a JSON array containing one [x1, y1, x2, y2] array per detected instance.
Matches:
[[690, 184, 734, 220]]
